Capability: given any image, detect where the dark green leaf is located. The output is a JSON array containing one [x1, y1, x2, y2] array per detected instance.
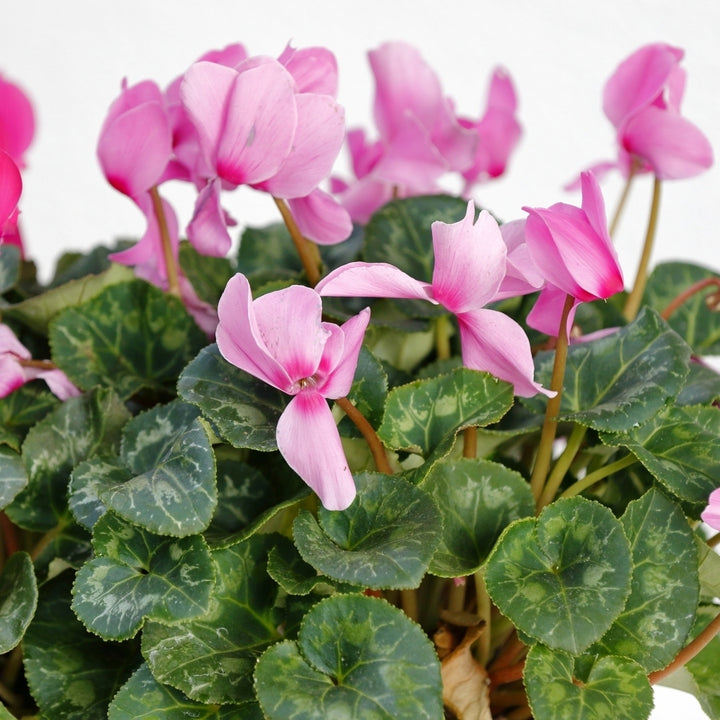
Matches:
[[420, 457, 535, 577], [49, 279, 206, 399], [100, 401, 216, 536], [589, 488, 698, 671], [293, 472, 441, 589], [72, 512, 215, 640], [108, 663, 260, 719], [485, 497, 632, 654], [8, 387, 130, 530], [255, 594, 442, 720], [141, 534, 298, 704], [644, 261, 720, 355], [0, 551, 37, 653], [378, 367, 513, 458], [0, 445, 27, 509], [0, 243, 21, 293], [69, 456, 130, 530], [23, 571, 138, 720], [0, 383, 59, 451], [677, 360, 720, 406], [524, 644, 653, 720], [526, 307, 690, 431], [604, 403, 720, 509], [237, 222, 301, 278], [178, 344, 286, 451], [178, 241, 234, 305], [338, 346, 388, 438]]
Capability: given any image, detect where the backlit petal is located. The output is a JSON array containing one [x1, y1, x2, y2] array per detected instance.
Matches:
[[287, 189, 353, 245], [317, 262, 434, 302]]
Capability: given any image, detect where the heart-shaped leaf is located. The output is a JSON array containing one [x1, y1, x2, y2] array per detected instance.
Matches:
[[0, 383, 59, 451], [0, 551, 37, 653], [254, 594, 442, 720], [0, 445, 27, 510], [420, 457, 535, 577], [524, 643, 653, 720], [178, 344, 286, 451], [293, 472, 441, 589], [485, 497, 632, 654], [72, 512, 215, 640]]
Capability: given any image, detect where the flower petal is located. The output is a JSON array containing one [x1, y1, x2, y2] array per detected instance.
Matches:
[[278, 44, 339, 96], [276, 390, 356, 510], [0, 74, 35, 167], [431, 204, 506, 313], [316, 261, 435, 302], [287, 189, 353, 245], [0, 356, 25, 398], [186, 178, 233, 257], [457, 309, 552, 397], [0, 150, 22, 226]]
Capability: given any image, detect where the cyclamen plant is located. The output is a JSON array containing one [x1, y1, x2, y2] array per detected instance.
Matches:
[[0, 40, 719, 720]]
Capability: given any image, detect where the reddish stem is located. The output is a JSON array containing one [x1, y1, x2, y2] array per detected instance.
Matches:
[[0, 512, 20, 557], [661, 277, 720, 321], [489, 659, 526, 688]]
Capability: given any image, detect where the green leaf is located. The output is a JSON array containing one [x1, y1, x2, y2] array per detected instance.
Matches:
[[255, 594, 442, 720], [69, 456, 130, 530], [338, 346, 388, 438], [49, 279, 206, 399], [420, 457, 535, 577], [677, 360, 720, 406], [178, 241, 234, 305], [3, 262, 134, 334], [23, 570, 138, 720], [0, 243, 21, 293], [72, 512, 215, 640], [99, 401, 217, 536], [644, 261, 720, 355], [685, 607, 720, 719], [364, 195, 470, 283], [178, 344, 286, 451], [141, 534, 288, 704], [524, 644, 653, 720], [237, 222, 302, 279], [378, 367, 514, 458], [0, 445, 27, 509], [108, 663, 261, 719], [526, 307, 690, 432], [293, 472, 442, 589], [589, 488, 698, 671], [0, 551, 37, 653], [604, 403, 720, 509], [8, 387, 130, 531], [0, 383, 59, 451], [485, 497, 632, 654]]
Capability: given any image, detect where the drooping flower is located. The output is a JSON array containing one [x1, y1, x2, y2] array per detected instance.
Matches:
[[522, 172, 624, 336], [180, 51, 350, 255], [216, 274, 370, 510], [581, 43, 713, 182], [701, 488, 720, 531], [316, 201, 550, 398], [0, 324, 80, 400]]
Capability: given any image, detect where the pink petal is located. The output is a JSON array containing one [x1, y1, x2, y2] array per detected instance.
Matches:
[[621, 106, 714, 180], [0, 74, 35, 167], [186, 178, 233, 257], [456, 309, 553, 398], [216, 273, 294, 391], [346, 128, 383, 179], [316, 261, 435, 302], [198, 43, 248, 68], [486, 67, 518, 114], [0, 323, 30, 358], [252, 284, 330, 384], [0, 150, 22, 225], [276, 390, 356, 510], [287, 189, 353, 245], [34, 369, 82, 401], [495, 219, 545, 300], [702, 488, 720, 531], [603, 43, 684, 127], [316, 308, 371, 399], [431, 204, 506, 313], [0, 356, 25, 398], [278, 44, 339, 96], [215, 61, 297, 185], [97, 102, 172, 198], [336, 176, 394, 225], [526, 284, 579, 339], [256, 93, 345, 198]]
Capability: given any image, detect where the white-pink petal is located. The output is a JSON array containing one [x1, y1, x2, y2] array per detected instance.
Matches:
[[287, 189, 353, 245], [276, 390, 357, 510]]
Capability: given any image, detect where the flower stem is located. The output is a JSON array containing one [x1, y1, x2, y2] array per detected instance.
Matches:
[[18, 359, 56, 370], [649, 611, 720, 684], [0, 512, 20, 558], [334, 396, 392, 474], [474, 570, 492, 667], [150, 186, 180, 298], [401, 589, 419, 622], [434, 314, 452, 360], [463, 427, 477, 459], [661, 277, 720, 321], [537, 424, 587, 510], [529, 294, 575, 505], [623, 177, 662, 322], [273, 196, 322, 286], [609, 163, 637, 238], [558, 453, 637, 499]]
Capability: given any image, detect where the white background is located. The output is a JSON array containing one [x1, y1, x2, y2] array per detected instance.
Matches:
[[2, 1, 719, 717]]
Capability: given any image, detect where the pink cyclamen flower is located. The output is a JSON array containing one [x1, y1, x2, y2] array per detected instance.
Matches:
[[701, 488, 720, 531], [587, 43, 712, 181], [317, 201, 551, 398], [180, 54, 349, 255], [0, 324, 81, 400], [522, 172, 624, 337], [0, 73, 35, 169], [216, 274, 370, 510], [0, 150, 22, 232]]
